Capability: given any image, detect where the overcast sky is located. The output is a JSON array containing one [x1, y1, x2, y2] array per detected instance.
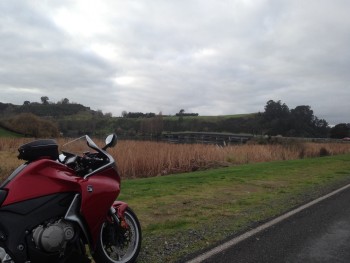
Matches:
[[0, 0, 349, 125]]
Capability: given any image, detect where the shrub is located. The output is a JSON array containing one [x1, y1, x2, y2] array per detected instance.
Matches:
[[319, 147, 330, 157]]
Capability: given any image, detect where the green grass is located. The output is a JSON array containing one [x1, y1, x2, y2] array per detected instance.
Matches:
[[118, 154, 350, 262], [0, 127, 23, 137]]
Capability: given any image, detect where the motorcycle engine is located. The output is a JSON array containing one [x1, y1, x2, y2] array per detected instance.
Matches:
[[32, 219, 75, 253]]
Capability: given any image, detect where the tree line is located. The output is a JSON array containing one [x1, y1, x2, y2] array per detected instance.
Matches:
[[260, 100, 328, 137], [121, 111, 157, 118], [116, 100, 348, 139], [260, 100, 349, 139], [121, 109, 199, 118], [0, 99, 348, 139]]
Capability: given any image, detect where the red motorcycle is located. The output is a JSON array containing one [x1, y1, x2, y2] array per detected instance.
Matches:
[[0, 134, 141, 263]]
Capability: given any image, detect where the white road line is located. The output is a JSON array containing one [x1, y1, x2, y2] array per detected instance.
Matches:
[[186, 183, 350, 263]]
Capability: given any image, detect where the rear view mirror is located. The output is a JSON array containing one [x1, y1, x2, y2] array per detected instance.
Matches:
[[103, 134, 117, 150]]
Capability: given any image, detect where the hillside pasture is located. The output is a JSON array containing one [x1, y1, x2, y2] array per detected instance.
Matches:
[[0, 127, 23, 138]]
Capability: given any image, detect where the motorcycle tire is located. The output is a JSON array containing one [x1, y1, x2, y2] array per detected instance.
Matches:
[[93, 207, 142, 263]]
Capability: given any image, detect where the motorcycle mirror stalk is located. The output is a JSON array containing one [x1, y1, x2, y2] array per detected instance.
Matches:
[[102, 133, 117, 151]]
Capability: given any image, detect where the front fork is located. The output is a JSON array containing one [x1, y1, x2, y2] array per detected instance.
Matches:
[[109, 201, 129, 229]]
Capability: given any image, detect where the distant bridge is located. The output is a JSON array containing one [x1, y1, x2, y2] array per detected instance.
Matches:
[[162, 132, 253, 145]]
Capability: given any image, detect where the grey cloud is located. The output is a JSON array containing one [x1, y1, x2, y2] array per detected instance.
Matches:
[[0, 1, 119, 108], [0, 0, 349, 124]]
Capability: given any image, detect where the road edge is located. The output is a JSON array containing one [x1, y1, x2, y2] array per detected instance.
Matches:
[[186, 183, 350, 263]]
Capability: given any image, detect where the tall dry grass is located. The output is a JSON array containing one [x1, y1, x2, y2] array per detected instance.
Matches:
[[1, 137, 350, 181], [0, 138, 26, 182], [111, 140, 350, 178]]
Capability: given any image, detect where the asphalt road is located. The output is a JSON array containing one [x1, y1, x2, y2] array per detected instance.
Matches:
[[199, 185, 350, 263]]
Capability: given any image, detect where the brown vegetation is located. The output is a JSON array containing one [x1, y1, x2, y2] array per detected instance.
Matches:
[[1, 138, 350, 182], [1, 113, 59, 137], [112, 140, 350, 178]]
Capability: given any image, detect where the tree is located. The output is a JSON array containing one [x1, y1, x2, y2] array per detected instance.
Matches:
[[23, 101, 30, 105], [313, 118, 329, 137], [177, 109, 185, 127], [262, 100, 290, 135], [261, 100, 328, 137], [289, 105, 329, 137], [291, 106, 314, 124], [330, 123, 350, 139], [41, 96, 49, 104], [289, 105, 315, 137], [263, 100, 289, 121], [61, 98, 69, 104]]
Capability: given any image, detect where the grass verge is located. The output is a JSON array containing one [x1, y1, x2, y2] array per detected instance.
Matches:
[[118, 154, 350, 262]]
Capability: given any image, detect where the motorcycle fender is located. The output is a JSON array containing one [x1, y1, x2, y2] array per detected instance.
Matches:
[[112, 201, 128, 219]]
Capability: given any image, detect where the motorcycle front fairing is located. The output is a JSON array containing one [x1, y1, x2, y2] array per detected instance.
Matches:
[[0, 159, 83, 262], [79, 166, 121, 247], [60, 135, 122, 247], [1, 159, 82, 206]]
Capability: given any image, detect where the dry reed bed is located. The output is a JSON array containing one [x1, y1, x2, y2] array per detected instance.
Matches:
[[111, 140, 350, 178], [1, 138, 350, 180]]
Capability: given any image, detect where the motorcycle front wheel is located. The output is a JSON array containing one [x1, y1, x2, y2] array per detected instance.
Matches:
[[93, 207, 142, 263]]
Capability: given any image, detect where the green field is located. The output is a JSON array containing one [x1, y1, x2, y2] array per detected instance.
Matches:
[[118, 154, 350, 262], [0, 127, 22, 137]]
